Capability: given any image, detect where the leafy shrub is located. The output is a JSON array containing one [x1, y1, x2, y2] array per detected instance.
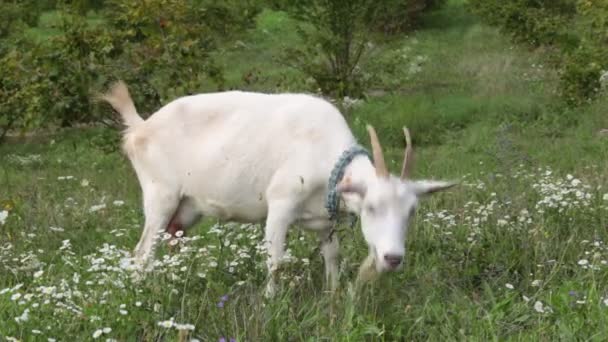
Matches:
[[0, 39, 56, 141], [280, 0, 446, 97], [0, 0, 261, 141], [366, 0, 447, 34], [0, 1, 42, 39], [468, 0, 577, 46], [468, 0, 608, 105], [281, 0, 374, 97], [362, 43, 429, 90], [559, 0, 608, 105]]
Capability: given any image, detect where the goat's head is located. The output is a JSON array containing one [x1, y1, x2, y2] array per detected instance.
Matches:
[[338, 125, 456, 273]]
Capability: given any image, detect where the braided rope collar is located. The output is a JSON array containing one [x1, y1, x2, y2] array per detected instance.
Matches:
[[325, 144, 372, 221]]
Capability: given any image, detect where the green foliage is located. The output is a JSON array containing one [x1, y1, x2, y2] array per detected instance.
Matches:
[[468, 0, 577, 46], [281, 0, 374, 97], [468, 0, 608, 106], [0, 40, 54, 140], [0, 0, 262, 141], [366, 0, 447, 34], [0, 1, 42, 39], [559, 0, 608, 105], [280, 0, 447, 97]]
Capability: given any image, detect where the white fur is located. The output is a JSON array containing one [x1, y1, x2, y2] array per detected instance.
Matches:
[[102, 81, 455, 296]]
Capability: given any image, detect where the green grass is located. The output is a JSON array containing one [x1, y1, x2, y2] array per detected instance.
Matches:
[[24, 10, 106, 42], [2, 0, 608, 340]]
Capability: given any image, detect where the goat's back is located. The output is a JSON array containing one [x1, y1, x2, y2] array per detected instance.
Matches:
[[123, 91, 356, 221]]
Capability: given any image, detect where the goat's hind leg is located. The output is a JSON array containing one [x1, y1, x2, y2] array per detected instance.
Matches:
[[133, 186, 180, 271]]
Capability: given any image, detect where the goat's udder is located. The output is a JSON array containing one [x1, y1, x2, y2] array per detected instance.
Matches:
[[166, 215, 184, 250]]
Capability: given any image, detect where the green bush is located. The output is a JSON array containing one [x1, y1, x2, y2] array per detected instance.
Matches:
[[0, 0, 261, 141], [0, 41, 53, 140], [366, 0, 447, 34], [281, 0, 374, 97], [280, 0, 446, 97], [0, 1, 42, 39], [559, 0, 608, 105], [468, 0, 577, 46], [468, 0, 608, 106]]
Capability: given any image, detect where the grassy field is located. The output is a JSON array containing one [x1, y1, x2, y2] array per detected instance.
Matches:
[[2, 0, 608, 341]]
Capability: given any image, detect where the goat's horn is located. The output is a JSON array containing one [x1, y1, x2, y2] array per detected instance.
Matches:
[[400, 126, 414, 179], [366, 125, 388, 178]]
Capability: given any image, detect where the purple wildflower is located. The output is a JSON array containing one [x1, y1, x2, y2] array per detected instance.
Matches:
[[217, 294, 229, 308]]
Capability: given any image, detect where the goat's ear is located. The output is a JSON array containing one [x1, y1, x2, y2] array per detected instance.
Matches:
[[337, 178, 367, 198], [411, 180, 457, 197]]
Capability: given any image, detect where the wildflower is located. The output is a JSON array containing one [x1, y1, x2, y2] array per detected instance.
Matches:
[[11, 293, 21, 301], [174, 323, 195, 331], [89, 204, 107, 213], [217, 294, 229, 308], [505, 283, 514, 290], [603, 193, 608, 201], [112, 200, 124, 206], [603, 298, 608, 306], [531, 280, 541, 287], [135, 301, 142, 307], [497, 219, 508, 227], [578, 259, 589, 266], [600, 70, 608, 85], [0, 210, 8, 225], [15, 309, 29, 323], [103, 327, 112, 334], [81, 179, 90, 187], [158, 319, 174, 328], [534, 301, 545, 313], [523, 295, 530, 302], [34, 270, 44, 278], [93, 329, 103, 339]]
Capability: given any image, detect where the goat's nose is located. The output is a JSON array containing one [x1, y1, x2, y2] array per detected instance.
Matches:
[[384, 254, 403, 268]]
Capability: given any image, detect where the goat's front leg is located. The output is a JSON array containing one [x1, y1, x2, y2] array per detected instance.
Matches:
[[318, 229, 340, 292], [263, 199, 297, 298]]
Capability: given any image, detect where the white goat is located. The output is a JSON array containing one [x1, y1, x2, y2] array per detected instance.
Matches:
[[102, 81, 455, 295]]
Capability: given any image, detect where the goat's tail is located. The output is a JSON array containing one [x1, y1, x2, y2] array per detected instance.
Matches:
[[101, 80, 144, 127]]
